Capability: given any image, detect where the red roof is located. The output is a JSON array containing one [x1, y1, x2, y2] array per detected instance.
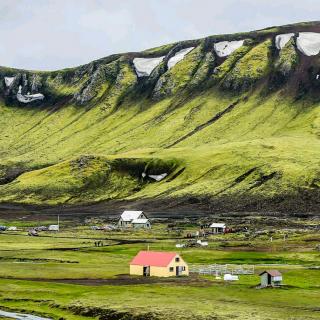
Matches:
[[130, 251, 177, 267]]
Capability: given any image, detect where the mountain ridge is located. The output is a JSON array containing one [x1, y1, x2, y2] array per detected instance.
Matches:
[[0, 21, 320, 213]]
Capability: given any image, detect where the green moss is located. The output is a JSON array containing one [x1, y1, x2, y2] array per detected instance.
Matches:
[[45, 71, 89, 96], [274, 38, 299, 78], [188, 51, 215, 89], [0, 155, 181, 205], [213, 41, 253, 81], [222, 39, 273, 91], [153, 45, 203, 98]]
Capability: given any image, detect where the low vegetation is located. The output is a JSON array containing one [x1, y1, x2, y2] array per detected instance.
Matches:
[[0, 214, 319, 320]]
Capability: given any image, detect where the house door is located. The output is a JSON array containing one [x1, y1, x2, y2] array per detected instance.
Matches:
[[143, 266, 150, 276], [267, 274, 271, 285], [176, 266, 180, 276]]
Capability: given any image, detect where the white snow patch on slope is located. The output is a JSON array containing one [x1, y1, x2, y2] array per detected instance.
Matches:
[[133, 56, 164, 77], [4, 76, 15, 87], [167, 47, 194, 69], [17, 85, 44, 103], [148, 173, 168, 181], [214, 40, 244, 57], [297, 32, 320, 56], [275, 33, 294, 50]]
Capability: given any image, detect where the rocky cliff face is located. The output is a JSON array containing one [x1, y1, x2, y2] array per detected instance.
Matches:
[[0, 21, 320, 212]]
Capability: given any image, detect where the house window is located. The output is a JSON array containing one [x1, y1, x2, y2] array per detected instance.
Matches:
[[175, 257, 180, 262], [169, 267, 174, 272], [182, 266, 186, 271]]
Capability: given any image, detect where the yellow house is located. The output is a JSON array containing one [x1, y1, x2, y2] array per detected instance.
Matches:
[[130, 251, 189, 277]]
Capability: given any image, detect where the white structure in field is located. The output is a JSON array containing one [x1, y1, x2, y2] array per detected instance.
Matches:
[[296, 32, 320, 56], [214, 40, 244, 57], [118, 210, 151, 229], [48, 225, 59, 231], [275, 33, 294, 50], [17, 86, 44, 103], [133, 56, 164, 77], [167, 47, 194, 69], [210, 222, 226, 234], [224, 274, 239, 281], [196, 240, 208, 247]]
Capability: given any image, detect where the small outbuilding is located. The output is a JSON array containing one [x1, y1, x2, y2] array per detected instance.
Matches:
[[130, 251, 189, 277], [210, 223, 226, 234], [118, 211, 151, 229], [131, 218, 151, 229], [48, 225, 59, 231], [259, 270, 282, 287]]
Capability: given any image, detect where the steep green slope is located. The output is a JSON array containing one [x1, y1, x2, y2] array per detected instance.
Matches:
[[0, 21, 320, 212]]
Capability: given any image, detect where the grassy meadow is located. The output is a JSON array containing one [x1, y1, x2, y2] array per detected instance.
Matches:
[[0, 216, 319, 320]]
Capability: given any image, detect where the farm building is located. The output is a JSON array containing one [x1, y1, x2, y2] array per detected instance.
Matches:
[[259, 270, 283, 287], [118, 210, 151, 229], [130, 251, 189, 277], [131, 219, 151, 229], [210, 223, 226, 234]]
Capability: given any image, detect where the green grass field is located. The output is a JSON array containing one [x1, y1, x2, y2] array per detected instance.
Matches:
[[0, 218, 319, 320]]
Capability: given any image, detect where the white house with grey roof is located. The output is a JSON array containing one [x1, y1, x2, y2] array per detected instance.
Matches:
[[210, 223, 226, 234], [118, 211, 151, 229]]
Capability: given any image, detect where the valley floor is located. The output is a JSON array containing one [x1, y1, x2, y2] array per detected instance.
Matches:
[[0, 213, 319, 320]]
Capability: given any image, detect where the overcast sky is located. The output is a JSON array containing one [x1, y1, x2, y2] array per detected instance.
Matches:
[[1, 0, 319, 71]]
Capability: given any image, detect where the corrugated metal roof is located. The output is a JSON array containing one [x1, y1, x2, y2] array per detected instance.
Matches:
[[130, 251, 177, 267], [259, 270, 282, 277], [209, 223, 226, 228]]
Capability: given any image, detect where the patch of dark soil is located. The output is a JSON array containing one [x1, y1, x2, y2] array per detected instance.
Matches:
[[1, 186, 320, 220], [234, 168, 257, 183], [249, 172, 279, 189], [63, 304, 160, 320], [166, 167, 185, 182], [2, 274, 212, 287], [0, 298, 53, 303], [0, 166, 26, 185], [0, 257, 78, 263], [213, 167, 258, 197]]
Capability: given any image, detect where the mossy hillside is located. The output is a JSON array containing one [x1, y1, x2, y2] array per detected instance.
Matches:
[[74, 58, 137, 107], [0, 23, 320, 209], [0, 85, 319, 208], [212, 41, 253, 82], [188, 51, 215, 89], [44, 71, 90, 97], [222, 39, 273, 90], [152, 44, 204, 98], [0, 156, 137, 204], [0, 156, 180, 204], [274, 38, 299, 83]]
